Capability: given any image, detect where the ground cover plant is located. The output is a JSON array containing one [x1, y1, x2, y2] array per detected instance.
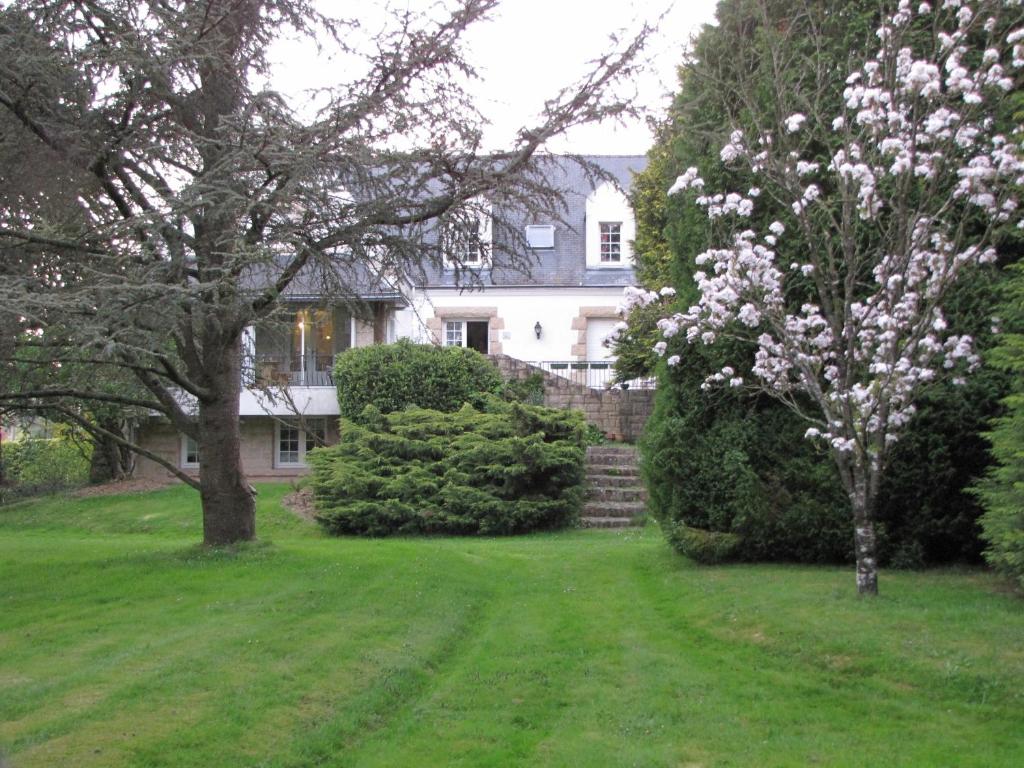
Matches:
[[309, 396, 585, 535], [1, 487, 1023, 767]]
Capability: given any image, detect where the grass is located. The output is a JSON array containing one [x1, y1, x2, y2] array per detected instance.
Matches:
[[1, 485, 1023, 767]]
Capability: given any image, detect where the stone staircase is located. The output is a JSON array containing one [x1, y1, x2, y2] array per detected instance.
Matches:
[[581, 444, 646, 528]]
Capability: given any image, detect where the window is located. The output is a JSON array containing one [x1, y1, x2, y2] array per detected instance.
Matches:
[[443, 320, 488, 354], [443, 198, 492, 269], [181, 435, 200, 469], [525, 224, 555, 249], [275, 418, 326, 467], [585, 183, 635, 268], [599, 222, 622, 262], [444, 320, 463, 347]]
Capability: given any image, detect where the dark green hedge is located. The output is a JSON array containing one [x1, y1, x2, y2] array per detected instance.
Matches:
[[332, 340, 502, 419], [642, 340, 853, 565], [308, 396, 586, 536]]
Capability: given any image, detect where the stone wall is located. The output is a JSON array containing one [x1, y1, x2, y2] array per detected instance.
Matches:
[[489, 354, 655, 442], [135, 416, 340, 482]]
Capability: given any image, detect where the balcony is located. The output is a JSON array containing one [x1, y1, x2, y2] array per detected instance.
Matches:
[[254, 352, 336, 387], [250, 305, 351, 389]]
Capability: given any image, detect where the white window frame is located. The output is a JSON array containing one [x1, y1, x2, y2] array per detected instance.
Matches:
[[525, 224, 555, 249], [599, 222, 622, 262], [442, 198, 492, 270], [181, 435, 200, 469], [444, 320, 465, 347], [274, 418, 326, 468]]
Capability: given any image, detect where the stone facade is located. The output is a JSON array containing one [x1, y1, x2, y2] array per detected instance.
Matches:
[[424, 306, 504, 354], [134, 416, 340, 482], [489, 354, 655, 442]]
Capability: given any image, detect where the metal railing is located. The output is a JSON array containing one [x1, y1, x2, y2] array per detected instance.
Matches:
[[252, 353, 335, 387], [532, 360, 655, 391]]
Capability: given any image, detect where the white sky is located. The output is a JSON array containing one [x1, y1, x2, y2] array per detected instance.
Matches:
[[270, 0, 719, 155]]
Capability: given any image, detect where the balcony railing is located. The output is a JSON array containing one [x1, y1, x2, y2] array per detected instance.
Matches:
[[252, 353, 335, 387], [533, 360, 655, 391]]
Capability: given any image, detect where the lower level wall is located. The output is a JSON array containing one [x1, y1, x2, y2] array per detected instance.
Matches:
[[489, 355, 655, 442], [135, 417, 339, 482]]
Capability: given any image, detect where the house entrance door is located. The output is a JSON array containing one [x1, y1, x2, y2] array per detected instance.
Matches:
[[466, 321, 489, 354]]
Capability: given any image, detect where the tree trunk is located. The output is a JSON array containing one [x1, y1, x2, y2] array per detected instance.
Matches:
[[198, 339, 255, 546], [88, 420, 132, 483], [850, 471, 879, 596]]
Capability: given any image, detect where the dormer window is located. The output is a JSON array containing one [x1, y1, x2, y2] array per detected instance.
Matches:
[[525, 224, 555, 249], [599, 223, 622, 262], [443, 197, 492, 270], [585, 182, 635, 268]]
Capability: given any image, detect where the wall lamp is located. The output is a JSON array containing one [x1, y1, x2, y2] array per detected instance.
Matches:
[[534, 321, 542, 340]]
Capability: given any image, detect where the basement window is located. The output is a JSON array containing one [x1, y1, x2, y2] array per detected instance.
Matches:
[[275, 418, 326, 467], [181, 435, 200, 469]]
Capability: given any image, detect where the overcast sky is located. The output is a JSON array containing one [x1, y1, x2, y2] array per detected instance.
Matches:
[[270, 0, 719, 156]]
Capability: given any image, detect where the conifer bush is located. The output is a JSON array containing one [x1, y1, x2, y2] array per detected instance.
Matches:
[[308, 396, 585, 536], [332, 340, 502, 419]]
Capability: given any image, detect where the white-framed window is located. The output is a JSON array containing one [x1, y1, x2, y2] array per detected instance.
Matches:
[[442, 319, 489, 354], [181, 435, 200, 469], [444, 320, 464, 347], [442, 197, 492, 269], [585, 182, 635, 268], [599, 222, 622, 262], [525, 224, 555, 249], [275, 418, 326, 467]]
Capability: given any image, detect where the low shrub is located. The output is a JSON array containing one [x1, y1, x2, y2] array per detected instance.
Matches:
[[333, 340, 502, 419], [501, 372, 545, 406], [0, 437, 91, 502], [664, 523, 741, 564], [308, 395, 586, 536]]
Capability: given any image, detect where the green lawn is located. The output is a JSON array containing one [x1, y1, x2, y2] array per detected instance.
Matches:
[[1, 486, 1022, 767]]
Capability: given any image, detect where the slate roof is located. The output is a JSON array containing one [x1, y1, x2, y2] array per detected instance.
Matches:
[[240, 154, 647, 299], [419, 154, 647, 289]]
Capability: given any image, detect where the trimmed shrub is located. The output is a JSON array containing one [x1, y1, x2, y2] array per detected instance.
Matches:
[[333, 340, 502, 419], [0, 437, 91, 502], [664, 524, 741, 565], [308, 395, 586, 536]]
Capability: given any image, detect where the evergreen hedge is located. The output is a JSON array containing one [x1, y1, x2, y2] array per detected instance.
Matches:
[[333, 340, 502, 419], [309, 396, 585, 536], [641, 341, 853, 564]]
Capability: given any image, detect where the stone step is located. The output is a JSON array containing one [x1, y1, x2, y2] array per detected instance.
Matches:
[[586, 485, 648, 503], [585, 472, 641, 487], [586, 444, 638, 457], [585, 452, 640, 468], [582, 500, 646, 519], [580, 516, 638, 529], [586, 465, 640, 478]]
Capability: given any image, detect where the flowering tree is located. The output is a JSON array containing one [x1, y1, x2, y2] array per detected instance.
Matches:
[[640, 0, 1023, 594]]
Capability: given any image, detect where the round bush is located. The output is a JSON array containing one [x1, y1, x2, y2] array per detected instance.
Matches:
[[333, 340, 502, 419]]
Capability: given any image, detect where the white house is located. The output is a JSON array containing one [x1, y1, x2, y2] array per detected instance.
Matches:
[[134, 155, 646, 481]]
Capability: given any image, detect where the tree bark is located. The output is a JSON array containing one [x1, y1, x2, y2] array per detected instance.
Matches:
[[88, 419, 133, 483], [850, 471, 879, 596], [198, 338, 255, 546]]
